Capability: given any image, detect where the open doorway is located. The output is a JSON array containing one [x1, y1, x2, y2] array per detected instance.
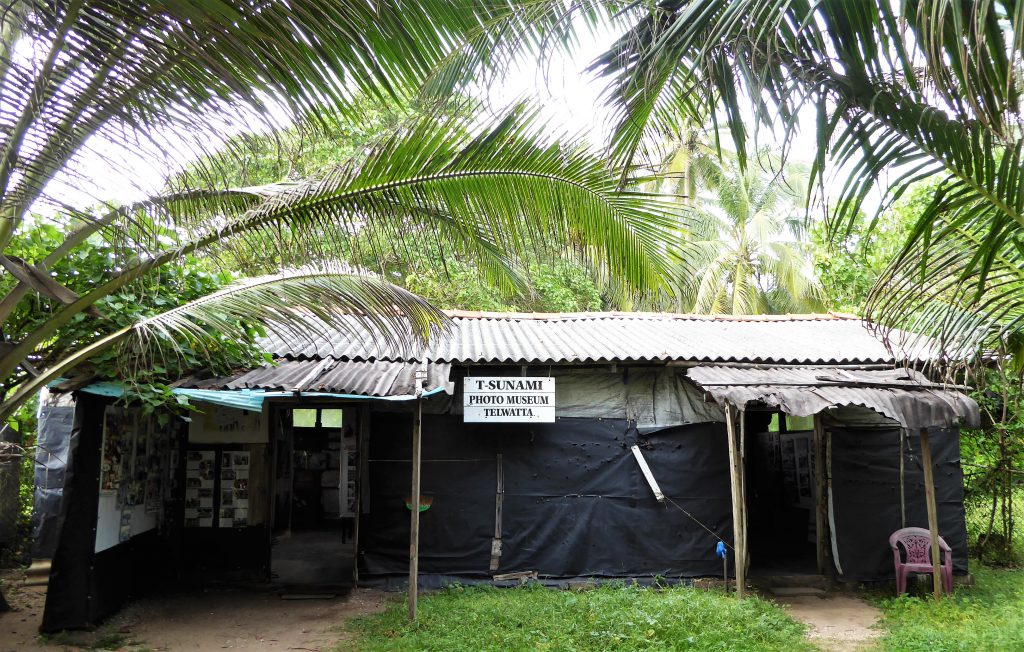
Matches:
[[747, 412, 820, 575], [271, 406, 358, 586]]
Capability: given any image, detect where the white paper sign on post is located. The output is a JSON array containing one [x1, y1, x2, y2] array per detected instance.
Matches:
[[463, 377, 556, 422]]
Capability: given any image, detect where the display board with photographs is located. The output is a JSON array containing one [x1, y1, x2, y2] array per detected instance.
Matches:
[[184, 447, 251, 528], [184, 450, 216, 527], [220, 451, 250, 527], [100, 407, 171, 512], [100, 408, 131, 493]]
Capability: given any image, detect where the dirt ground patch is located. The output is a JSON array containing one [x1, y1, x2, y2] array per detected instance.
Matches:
[[2, 570, 48, 650], [1, 570, 389, 652], [776, 593, 883, 652]]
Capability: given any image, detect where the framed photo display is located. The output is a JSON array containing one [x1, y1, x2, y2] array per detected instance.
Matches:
[[183, 446, 251, 528]]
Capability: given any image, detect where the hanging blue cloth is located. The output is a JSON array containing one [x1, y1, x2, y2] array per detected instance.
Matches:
[[716, 541, 727, 559]]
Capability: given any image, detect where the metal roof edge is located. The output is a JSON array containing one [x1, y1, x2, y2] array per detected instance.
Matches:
[[441, 310, 863, 323]]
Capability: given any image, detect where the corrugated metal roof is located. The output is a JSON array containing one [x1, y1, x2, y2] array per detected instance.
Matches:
[[686, 365, 979, 430], [685, 366, 956, 388], [259, 312, 935, 366], [177, 360, 453, 397]]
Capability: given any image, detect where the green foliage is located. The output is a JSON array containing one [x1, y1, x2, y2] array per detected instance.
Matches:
[[527, 262, 604, 313], [964, 489, 1024, 566], [811, 197, 913, 315], [0, 395, 37, 568], [0, 4, 689, 423], [959, 362, 1024, 565], [175, 96, 417, 275], [874, 566, 1024, 651], [344, 583, 812, 652], [553, 0, 1024, 349], [11, 395, 37, 524], [0, 220, 266, 393], [371, 246, 604, 313]]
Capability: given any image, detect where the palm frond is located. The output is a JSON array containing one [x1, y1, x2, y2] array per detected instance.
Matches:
[[127, 269, 449, 370], [420, 1, 621, 108], [0, 270, 449, 420], [181, 106, 690, 293], [582, 0, 1024, 350], [867, 189, 1024, 356], [0, 106, 691, 384], [0, 1, 537, 243]]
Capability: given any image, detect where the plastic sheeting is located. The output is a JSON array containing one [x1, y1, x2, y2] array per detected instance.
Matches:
[[33, 389, 75, 558], [38, 379, 972, 631], [360, 414, 734, 581], [829, 425, 968, 579], [358, 411, 969, 584], [72, 381, 448, 411]]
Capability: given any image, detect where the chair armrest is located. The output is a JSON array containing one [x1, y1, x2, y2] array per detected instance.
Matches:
[[937, 538, 953, 568], [891, 546, 903, 567]]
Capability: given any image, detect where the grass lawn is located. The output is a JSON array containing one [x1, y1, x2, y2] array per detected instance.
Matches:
[[342, 582, 813, 651], [873, 565, 1024, 651]]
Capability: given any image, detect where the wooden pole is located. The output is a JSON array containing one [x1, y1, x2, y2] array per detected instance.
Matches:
[[738, 408, 748, 580], [725, 405, 745, 598], [408, 397, 422, 619], [813, 415, 828, 574], [919, 428, 943, 600]]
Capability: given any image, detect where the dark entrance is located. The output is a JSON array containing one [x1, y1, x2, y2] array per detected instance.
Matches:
[[746, 413, 819, 575], [271, 406, 357, 586]]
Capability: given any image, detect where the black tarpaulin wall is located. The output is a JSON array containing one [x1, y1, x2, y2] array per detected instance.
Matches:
[[361, 413, 969, 583], [360, 414, 733, 580], [41, 395, 169, 633], [830, 426, 968, 580]]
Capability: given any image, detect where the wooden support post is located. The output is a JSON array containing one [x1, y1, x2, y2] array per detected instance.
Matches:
[[354, 406, 371, 586], [408, 397, 422, 620], [489, 453, 504, 572], [738, 408, 748, 579], [725, 405, 745, 598], [919, 428, 943, 600], [813, 415, 828, 574]]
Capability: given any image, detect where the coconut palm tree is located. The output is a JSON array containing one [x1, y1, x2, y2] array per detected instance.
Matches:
[[0, 2, 687, 420], [590, 0, 1024, 354], [447, 1, 1024, 355], [682, 152, 821, 315]]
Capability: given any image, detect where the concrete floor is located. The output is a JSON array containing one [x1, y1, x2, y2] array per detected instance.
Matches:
[[271, 529, 355, 586]]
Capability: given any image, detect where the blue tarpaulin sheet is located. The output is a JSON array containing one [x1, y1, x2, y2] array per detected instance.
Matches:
[[58, 380, 445, 411]]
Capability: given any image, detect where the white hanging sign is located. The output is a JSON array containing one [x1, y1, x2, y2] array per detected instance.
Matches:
[[463, 377, 556, 422]]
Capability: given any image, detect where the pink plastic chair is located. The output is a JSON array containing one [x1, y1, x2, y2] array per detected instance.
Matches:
[[889, 527, 953, 595]]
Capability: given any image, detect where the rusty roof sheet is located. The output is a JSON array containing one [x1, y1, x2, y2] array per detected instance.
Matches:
[[259, 312, 935, 366], [686, 365, 979, 430]]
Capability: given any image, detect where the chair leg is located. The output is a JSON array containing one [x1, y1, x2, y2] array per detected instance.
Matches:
[[896, 567, 907, 595]]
